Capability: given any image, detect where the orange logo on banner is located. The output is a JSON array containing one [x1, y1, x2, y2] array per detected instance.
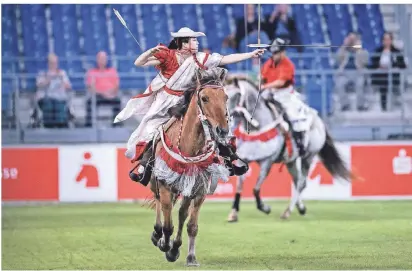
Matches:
[[116, 149, 291, 200], [2, 148, 59, 201], [352, 145, 412, 196], [309, 162, 334, 185], [75, 152, 99, 188]]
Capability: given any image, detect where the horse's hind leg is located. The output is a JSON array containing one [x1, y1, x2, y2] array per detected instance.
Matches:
[[254, 159, 272, 215], [157, 185, 174, 253], [295, 156, 314, 216], [186, 195, 205, 267], [165, 196, 191, 262], [151, 198, 163, 247], [282, 158, 306, 219], [228, 175, 246, 223]]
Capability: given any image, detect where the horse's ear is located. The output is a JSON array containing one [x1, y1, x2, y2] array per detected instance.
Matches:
[[219, 68, 228, 82], [233, 77, 239, 88]]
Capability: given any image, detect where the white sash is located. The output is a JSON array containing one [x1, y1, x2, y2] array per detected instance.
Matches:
[[114, 54, 197, 123]]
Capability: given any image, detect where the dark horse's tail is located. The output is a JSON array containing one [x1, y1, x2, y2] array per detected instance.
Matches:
[[318, 130, 358, 182]]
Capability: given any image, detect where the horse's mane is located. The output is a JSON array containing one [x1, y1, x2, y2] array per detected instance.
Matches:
[[168, 90, 194, 118], [168, 68, 226, 118], [227, 75, 260, 92]]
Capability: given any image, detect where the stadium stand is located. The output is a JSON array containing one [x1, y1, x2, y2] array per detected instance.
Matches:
[[2, 4, 411, 142]]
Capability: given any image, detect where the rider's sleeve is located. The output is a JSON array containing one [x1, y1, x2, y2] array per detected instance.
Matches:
[[203, 52, 224, 68], [152, 44, 170, 68], [261, 60, 271, 83]]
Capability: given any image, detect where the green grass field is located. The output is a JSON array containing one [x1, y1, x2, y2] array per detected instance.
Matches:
[[2, 200, 412, 270]]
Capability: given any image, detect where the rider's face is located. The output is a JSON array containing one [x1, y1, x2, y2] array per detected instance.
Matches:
[[183, 38, 199, 52], [272, 51, 282, 62]]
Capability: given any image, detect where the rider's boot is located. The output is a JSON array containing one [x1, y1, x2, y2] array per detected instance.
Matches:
[[129, 141, 154, 186]]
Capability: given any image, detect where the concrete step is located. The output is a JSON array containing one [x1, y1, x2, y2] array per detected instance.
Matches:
[[380, 4, 395, 15], [385, 21, 400, 32]]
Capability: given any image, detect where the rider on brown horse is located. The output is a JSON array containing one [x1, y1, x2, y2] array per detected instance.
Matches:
[[114, 27, 265, 185]]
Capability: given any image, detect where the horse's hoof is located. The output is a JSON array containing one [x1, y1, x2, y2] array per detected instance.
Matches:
[[258, 204, 271, 215], [280, 209, 291, 220], [297, 205, 307, 216], [151, 231, 161, 247], [227, 210, 238, 223], [165, 248, 180, 262], [186, 254, 200, 267], [157, 238, 172, 253]]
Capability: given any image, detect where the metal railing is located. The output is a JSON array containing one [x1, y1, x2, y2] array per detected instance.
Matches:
[[2, 60, 411, 144]]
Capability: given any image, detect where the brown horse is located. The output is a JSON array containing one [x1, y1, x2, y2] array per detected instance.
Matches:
[[146, 68, 237, 266]]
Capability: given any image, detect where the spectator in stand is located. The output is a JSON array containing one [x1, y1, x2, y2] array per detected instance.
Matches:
[[85, 51, 121, 127], [32, 53, 73, 128], [264, 4, 302, 53], [234, 4, 270, 51], [369, 32, 407, 111], [335, 32, 369, 111]]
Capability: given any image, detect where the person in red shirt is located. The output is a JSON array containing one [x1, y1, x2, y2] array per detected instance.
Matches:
[[85, 51, 121, 127], [261, 40, 295, 90], [260, 38, 307, 157]]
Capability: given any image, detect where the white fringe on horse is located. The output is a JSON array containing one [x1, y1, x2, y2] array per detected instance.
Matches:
[[153, 157, 230, 197], [152, 126, 230, 197]]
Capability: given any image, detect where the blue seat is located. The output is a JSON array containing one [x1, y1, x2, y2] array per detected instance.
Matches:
[[305, 78, 332, 115], [2, 5, 19, 57], [2, 79, 13, 113], [231, 4, 244, 19]]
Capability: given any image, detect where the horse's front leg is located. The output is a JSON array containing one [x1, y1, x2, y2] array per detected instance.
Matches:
[[165, 196, 191, 262], [227, 174, 246, 223], [186, 194, 205, 267], [253, 159, 272, 215], [157, 185, 174, 253], [151, 198, 163, 247]]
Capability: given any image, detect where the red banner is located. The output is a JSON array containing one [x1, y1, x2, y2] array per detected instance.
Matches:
[[1, 143, 411, 202], [2, 148, 59, 200], [351, 145, 412, 196]]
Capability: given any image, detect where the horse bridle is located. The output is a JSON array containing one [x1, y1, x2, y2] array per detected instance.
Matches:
[[175, 83, 238, 163]]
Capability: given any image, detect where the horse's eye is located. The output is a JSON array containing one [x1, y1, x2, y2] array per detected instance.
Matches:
[[201, 96, 209, 103]]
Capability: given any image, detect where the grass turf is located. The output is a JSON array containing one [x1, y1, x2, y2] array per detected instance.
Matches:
[[2, 200, 412, 270]]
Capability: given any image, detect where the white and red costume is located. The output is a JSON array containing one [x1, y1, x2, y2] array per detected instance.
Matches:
[[114, 28, 224, 162]]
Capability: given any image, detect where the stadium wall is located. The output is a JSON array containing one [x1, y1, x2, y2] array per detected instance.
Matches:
[[2, 141, 412, 202]]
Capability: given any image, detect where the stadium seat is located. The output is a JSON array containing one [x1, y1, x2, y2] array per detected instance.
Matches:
[[0, 3, 387, 109]]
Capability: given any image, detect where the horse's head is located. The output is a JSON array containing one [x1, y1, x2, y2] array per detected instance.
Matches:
[[225, 76, 262, 130], [195, 67, 230, 140]]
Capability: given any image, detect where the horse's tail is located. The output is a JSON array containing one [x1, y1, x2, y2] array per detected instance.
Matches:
[[141, 193, 181, 211], [318, 130, 358, 182], [141, 196, 157, 210]]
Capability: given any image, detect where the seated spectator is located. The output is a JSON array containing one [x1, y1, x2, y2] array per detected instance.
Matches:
[[264, 4, 302, 53], [234, 4, 270, 51], [32, 53, 73, 128], [85, 51, 121, 127], [369, 32, 407, 111], [334, 32, 369, 111]]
